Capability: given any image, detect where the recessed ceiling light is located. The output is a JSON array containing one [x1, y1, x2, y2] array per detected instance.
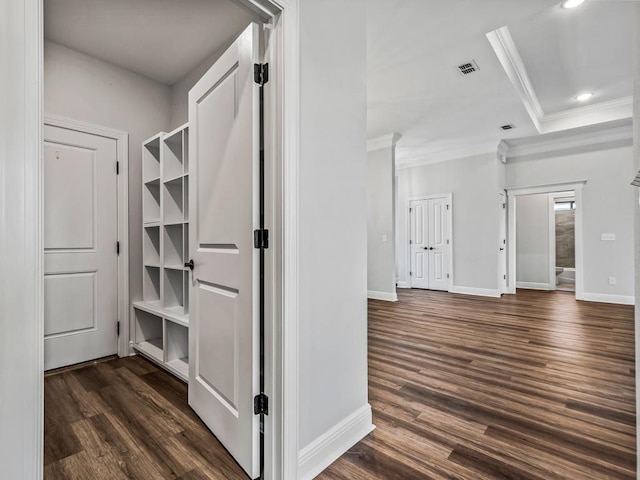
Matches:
[[561, 0, 586, 8], [575, 92, 593, 102]]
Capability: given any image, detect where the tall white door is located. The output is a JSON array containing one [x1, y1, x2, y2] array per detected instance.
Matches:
[[410, 197, 450, 291], [188, 23, 261, 479], [498, 193, 507, 294], [43, 124, 119, 370]]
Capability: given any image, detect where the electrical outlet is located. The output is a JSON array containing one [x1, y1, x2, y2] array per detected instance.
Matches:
[[608, 277, 617, 285], [382, 234, 388, 242]]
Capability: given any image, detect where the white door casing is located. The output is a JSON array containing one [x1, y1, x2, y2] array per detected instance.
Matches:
[[499, 192, 507, 294], [43, 124, 119, 370], [409, 196, 451, 291], [188, 23, 261, 479]]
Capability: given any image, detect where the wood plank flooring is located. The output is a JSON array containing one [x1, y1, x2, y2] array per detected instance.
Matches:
[[319, 289, 636, 480], [45, 289, 636, 479], [44, 355, 249, 480]]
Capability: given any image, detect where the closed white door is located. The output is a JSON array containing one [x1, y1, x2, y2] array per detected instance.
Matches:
[[43, 124, 119, 370], [410, 197, 450, 291], [409, 200, 429, 289], [427, 197, 449, 291], [188, 23, 261, 479]]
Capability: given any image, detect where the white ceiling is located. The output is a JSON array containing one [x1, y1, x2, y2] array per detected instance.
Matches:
[[44, 0, 256, 85], [367, 0, 635, 167]]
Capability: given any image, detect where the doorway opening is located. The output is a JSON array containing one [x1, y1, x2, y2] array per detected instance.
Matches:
[[506, 182, 585, 300]]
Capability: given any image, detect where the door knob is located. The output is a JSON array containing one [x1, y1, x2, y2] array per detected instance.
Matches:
[[423, 247, 434, 250], [185, 259, 194, 270], [499, 248, 505, 251]]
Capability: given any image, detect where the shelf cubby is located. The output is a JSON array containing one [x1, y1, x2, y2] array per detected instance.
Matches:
[[163, 129, 184, 181], [163, 268, 185, 311], [143, 265, 160, 303], [163, 224, 184, 268], [143, 225, 160, 266], [142, 137, 161, 183], [133, 308, 164, 362], [143, 182, 161, 224], [163, 179, 183, 225], [166, 322, 189, 381]]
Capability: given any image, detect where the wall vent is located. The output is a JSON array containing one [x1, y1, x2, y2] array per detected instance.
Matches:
[[500, 124, 515, 131], [457, 60, 479, 76]]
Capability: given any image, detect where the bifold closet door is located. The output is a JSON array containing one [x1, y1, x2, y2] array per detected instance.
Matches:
[[188, 23, 261, 479], [43, 124, 119, 370]]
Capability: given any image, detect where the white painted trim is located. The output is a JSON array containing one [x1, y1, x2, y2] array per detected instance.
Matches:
[[449, 286, 501, 298], [574, 187, 585, 301], [1, 0, 44, 476], [486, 26, 543, 132], [502, 123, 632, 162], [367, 290, 398, 302], [516, 282, 552, 291], [367, 133, 400, 153], [487, 26, 632, 134], [298, 404, 374, 480], [506, 194, 517, 294], [498, 192, 507, 295], [581, 293, 635, 306], [44, 114, 131, 358], [407, 194, 454, 290], [506, 180, 587, 197], [396, 142, 497, 170], [548, 195, 557, 291], [497, 140, 509, 164], [396, 281, 411, 289]]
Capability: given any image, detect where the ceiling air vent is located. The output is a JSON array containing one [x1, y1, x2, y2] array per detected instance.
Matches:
[[457, 60, 479, 76], [500, 124, 515, 131]]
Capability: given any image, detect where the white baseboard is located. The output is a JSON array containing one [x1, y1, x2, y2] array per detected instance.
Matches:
[[298, 404, 375, 480], [582, 293, 635, 306], [516, 282, 552, 291], [367, 290, 398, 302], [396, 281, 410, 289], [449, 286, 501, 298]]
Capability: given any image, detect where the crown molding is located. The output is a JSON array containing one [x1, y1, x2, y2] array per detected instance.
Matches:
[[487, 26, 632, 135], [396, 141, 498, 170], [367, 133, 400, 152], [501, 122, 632, 162]]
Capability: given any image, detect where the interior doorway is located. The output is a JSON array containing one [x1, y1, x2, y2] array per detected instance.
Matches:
[[506, 182, 585, 299]]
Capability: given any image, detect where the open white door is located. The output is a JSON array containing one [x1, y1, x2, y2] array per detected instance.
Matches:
[[188, 23, 261, 479]]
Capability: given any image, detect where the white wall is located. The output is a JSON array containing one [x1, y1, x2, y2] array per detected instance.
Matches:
[[507, 145, 635, 301], [44, 41, 172, 303], [516, 194, 551, 287], [397, 153, 503, 295], [297, 0, 371, 474], [367, 144, 397, 300], [0, 0, 42, 477]]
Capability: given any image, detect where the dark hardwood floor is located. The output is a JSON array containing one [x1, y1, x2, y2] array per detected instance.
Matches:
[[319, 289, 636, 480], [45, 289, 636, 479], [44, 355, 248, 479]]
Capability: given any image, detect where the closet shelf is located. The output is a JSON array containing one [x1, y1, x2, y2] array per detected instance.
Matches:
[[134, 339, 163, 362]]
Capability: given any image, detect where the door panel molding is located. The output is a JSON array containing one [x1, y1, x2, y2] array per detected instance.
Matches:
[[44, 114, 130, 358]]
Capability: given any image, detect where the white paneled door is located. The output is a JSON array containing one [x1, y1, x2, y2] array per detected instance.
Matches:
[[188, 23, 261, 479], [410, 197, 451, 291], [43, 125, 119, 370]]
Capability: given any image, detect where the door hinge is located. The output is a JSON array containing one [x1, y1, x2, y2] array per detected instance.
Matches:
[[116, 161, 120, 175], [409, 239, 412, 245], [502, 203, 506, 209], [446, 239, 450, 245], [409, 208, 412, 213], [447, 274, 450, 279], [504, 275, 507, 280], [254, 63, 269, 86], [117, 321, 120, 337], [446, 204, 450, 210], [254, 393, 269, 415], [410, 271, 412, 276], [116, 241, 120, 255], [254, 229, 269, 249]]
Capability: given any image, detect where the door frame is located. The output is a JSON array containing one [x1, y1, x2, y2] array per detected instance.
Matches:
[[406, 193, 454, 291], [498, 191, 507, 295], [9, 0, 300, 478], [44, 114, 130, 359], [547, 191, 576, 292], [505, 181, 585, 299]]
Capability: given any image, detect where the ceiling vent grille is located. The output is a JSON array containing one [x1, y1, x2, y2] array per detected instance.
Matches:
[[457, 60, 479, 76], [501, 124, 515, 131]]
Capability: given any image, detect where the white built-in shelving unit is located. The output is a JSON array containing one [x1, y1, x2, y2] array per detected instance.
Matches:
[[133, 124, 190, 382]]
